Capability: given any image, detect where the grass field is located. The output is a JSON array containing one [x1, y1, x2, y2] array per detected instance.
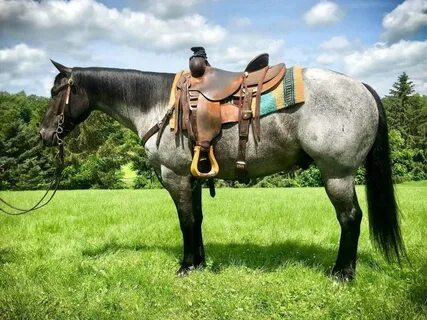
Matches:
[[0, 182, 426, 319]]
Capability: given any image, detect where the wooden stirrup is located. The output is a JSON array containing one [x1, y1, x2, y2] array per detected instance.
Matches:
[[190, 145, 219, 178]]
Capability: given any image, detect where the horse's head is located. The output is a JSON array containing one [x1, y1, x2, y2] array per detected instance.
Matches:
[[39, 60, 91, 146]]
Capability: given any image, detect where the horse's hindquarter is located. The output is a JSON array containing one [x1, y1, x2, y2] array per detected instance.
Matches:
[[297, 68, 378, 174]]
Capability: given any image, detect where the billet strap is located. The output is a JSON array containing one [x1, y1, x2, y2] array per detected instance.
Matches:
[[173, 85, 181, 134], [235, 87, 253, 182], [183, 77, 191, 132], [141, 107, 174, 147], [141, 71, 183, 146], [252, 66, 269, 143]]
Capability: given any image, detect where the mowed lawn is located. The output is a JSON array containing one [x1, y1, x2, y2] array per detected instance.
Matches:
[[0, 182, 426, 319]]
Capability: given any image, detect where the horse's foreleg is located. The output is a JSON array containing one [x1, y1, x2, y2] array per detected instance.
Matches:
[[161, 166, 205, 275], [324, 175, 362, 281]]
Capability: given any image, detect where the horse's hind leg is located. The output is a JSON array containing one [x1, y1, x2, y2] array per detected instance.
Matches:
[[323, 175, 362, 281], [161, 166, 205, 275]]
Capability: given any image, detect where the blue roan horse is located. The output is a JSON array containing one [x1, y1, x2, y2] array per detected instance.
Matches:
[[40, 60, 405, 280]]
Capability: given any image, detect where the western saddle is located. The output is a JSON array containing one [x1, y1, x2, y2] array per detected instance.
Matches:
[[142, 47, 286, 181]]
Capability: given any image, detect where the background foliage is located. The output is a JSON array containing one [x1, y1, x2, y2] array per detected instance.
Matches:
[[1, 73, 426, 190]]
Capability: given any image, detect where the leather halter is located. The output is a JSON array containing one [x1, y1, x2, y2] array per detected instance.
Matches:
[[52, 78, 74, 145]]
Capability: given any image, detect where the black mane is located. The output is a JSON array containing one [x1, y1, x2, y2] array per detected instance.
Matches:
[[72, 67, 175, 112]]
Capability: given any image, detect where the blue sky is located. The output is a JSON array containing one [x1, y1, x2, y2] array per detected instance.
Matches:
[[0, 0, 426, 97]]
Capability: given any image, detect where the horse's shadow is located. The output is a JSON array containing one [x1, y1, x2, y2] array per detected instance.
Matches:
[[407, 263, 427, 308], [0, 247, 15, 266], [206, 241, 344, 273], [82, 240, 377, 274]]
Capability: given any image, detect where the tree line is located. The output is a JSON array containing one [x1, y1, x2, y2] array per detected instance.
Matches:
[[0, 73, 426, 190]]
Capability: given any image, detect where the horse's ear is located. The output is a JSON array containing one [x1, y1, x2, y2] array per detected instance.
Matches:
[[50, 59, 72, 77]]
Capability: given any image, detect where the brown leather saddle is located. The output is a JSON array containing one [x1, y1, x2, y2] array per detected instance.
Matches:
[[175, 47, 285, 180]]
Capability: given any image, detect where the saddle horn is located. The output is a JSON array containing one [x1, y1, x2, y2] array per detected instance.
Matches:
[[189, 47, 210, 78]]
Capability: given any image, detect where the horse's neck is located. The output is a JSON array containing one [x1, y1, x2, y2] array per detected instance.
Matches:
[[76, 68, 175, 138], [95, 99, 142, 133]]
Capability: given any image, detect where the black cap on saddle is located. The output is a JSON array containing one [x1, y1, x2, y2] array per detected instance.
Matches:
[[189, 47, 210, 78], [190, 47, 208, 60]]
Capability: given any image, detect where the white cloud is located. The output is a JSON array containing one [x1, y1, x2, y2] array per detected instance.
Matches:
[[382, 0, 427, 43], [303, 1, 344, 27], [316, 53, 339, 65], [316, 36, 361, 66], [143, 0, 202, 18], [315, 37, 427, 96], [6, 0, 424, 101], [0, 44, 52, 96], [340, 40, 427, 96], [320, 36, 352, 51], [0, 43, 46, 76], [211, 39, 285, 70], [0, 0, 226, 52], [343, 40, 427, 77], [0, 0, 288, 96]]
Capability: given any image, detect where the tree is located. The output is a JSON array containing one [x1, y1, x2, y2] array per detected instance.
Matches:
[[389, 72, 415, 102], [0, 92, 56, 190], [59, 111, 128, 189], [406, 94, 427, 153], [0, 92, 130, 190], [385, 72, 415, 138], [383, 73, 427, 182]]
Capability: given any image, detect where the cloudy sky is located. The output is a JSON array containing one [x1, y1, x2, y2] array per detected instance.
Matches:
[[0, 0, 426, 97]]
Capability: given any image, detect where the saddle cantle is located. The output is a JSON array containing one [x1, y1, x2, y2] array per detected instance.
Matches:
[[174, 47, 286, 180]]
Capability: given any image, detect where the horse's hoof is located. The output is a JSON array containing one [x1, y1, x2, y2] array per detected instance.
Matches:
[[194, 260, 206, 269], [176, 265, 196, 277], [331, 266, 355, 282], [176, 261, 206, 276]]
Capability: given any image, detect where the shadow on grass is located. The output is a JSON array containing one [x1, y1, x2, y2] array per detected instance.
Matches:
[[408, 263, 427, 308], [0, 247, 16, 266], [81, 240, 377, 275]]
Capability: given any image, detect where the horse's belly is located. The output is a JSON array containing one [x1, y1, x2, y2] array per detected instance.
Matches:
[[150, 112, 302, 180], [214, 115, 302, 180]]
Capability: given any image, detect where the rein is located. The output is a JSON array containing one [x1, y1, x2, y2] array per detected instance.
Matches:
[[0, 79, 73, 215]]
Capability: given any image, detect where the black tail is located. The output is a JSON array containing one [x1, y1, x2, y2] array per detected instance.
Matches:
[[363, 83, 406, 262]]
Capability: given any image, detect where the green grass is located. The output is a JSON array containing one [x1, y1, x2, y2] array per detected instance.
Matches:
[[121, 163, 137, 188], [0, 183, 426, 319]]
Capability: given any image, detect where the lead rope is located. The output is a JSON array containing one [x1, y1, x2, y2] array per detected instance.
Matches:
[[0, 87, 69, 215], [0, 146, 64, 215]]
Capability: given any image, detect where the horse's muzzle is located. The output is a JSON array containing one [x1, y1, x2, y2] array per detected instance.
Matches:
[[39, 128, 56, 146]]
